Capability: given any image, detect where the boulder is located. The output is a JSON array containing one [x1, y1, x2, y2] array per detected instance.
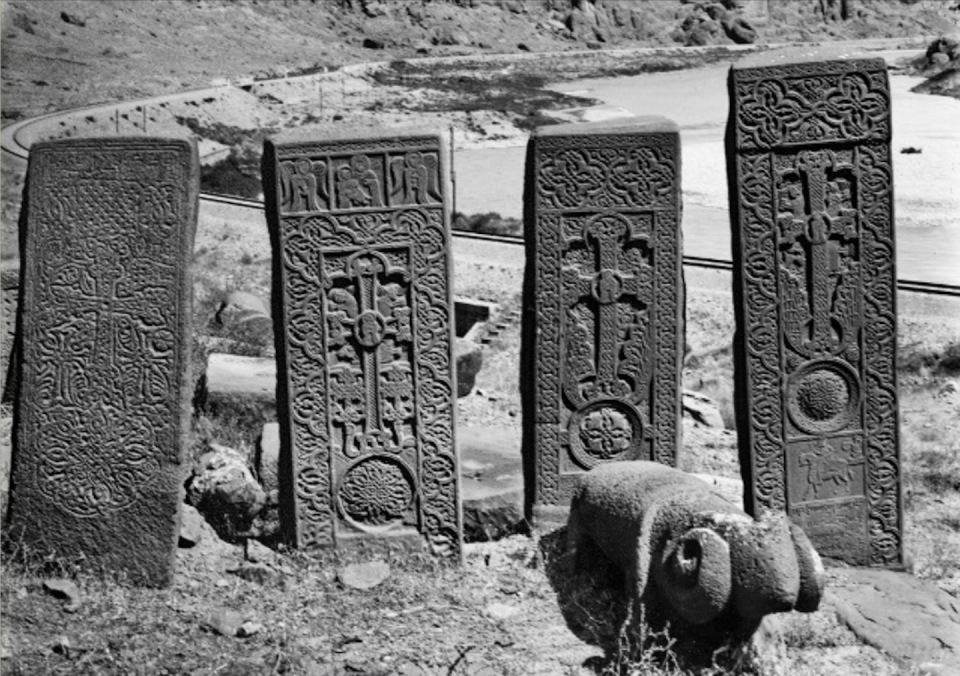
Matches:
[[567, 462, 825, 655], [432, 26, 469, 46], [682, 389, 726, 429], [455, 338, 484, 397], [338, 561, 391, 590], [212, 290, 273, 352], [178, 503, 206, 548], [722, 15, 757, 44], [186, 444, 266, 541]]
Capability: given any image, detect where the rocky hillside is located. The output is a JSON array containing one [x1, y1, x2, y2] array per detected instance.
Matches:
[[2, 0, 958, 119]]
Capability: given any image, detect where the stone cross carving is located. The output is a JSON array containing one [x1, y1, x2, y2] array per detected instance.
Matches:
[[8, 137, 198, 586], [264, 128, 461, 559], [522, 118, 683, 526], [728, 48, 901, 567]]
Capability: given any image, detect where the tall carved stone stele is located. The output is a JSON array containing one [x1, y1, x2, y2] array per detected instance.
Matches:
[[522, 117, 684, 526], [727, 48, 902, 567], [263, 127, 462, 559], [9, 137, 199, 586]]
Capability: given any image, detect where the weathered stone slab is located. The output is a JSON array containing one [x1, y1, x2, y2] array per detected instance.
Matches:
[[727, 48, 901, 566], [9, 137, 198, 586], [522, 117, 684, 525], [1, 260, 20, 402], [827, 568, 960, 673], [263, 127, 461, 559]]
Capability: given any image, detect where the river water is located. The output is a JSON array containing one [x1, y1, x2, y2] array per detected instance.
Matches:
[[455, 58, 960, 286]]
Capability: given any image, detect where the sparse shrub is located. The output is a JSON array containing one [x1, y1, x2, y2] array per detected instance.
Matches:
[[938, 342, 960, 375], [200, 145, 262, 199], [453, 211, 522, 237]]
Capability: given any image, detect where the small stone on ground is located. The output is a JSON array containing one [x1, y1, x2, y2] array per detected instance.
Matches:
[[338, 561, 391, 590]]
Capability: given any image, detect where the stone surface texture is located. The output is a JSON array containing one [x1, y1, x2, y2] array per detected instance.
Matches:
[[828, 567, 960, 674], [1, 260, 20, 402], [264, 127, 461, 559], [727, 48, 901, 566], [522, 117, 684, 525], [8, 137, 198, 587], [567, 461, 824, 648]]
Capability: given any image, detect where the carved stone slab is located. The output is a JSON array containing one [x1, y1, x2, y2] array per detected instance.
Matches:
[[2, 260, 20, 402], [9, 137, 198, 586], [263, 128, 461, 559], [727, 48, 901, 566], [522, 117, 684, 524]]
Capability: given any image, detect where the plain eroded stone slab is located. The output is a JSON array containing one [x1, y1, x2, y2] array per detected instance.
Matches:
[[522, 116, 684, 525], [264, 127, 461, 559], [727, 49, 901, 566], [828, 568, 960, 673], [9, 137, 198, 586]]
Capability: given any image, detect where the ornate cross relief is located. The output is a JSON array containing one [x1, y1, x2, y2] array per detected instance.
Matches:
[[265, 129, 460, 559], [523, 119, 683, 525], [10, 138, 198, 587], [729, 50, 901, 567]]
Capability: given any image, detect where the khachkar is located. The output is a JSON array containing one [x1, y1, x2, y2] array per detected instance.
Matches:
[[727, 48, 901, 567], [522, 117, 684, 525], [9, 137, 198, 586], [263, 128, 461, 559]]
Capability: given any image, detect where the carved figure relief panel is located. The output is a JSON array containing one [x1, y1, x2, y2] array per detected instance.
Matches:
[[264, 129, 460, 559], [10, 138, 198, 586], [728, 52, 901, 567], [523, 119, 683, 520]]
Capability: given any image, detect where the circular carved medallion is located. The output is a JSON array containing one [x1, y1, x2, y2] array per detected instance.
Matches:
[[568, 400, 643, 469], [337, 455, 415, 530], [787, 359, 861, 434], [592, 269, 622, 305], [354, 310, 386, 348]]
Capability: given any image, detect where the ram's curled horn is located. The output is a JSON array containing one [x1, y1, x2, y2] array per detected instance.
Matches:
[[655, 527, 733, 625]]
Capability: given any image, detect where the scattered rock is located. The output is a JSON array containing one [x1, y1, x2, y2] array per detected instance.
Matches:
[[939, 380, 958, 396], [42, 579, 80, 607], [60, 11, 86, 27], [485, 602, 520, 621], [362, 37, 386, 50], [682, 389, 726, 429], [229, 563, 278, 586], [237, 621, 263, 638], [245, 538, 278, 566], [186, 443, 267, 541], [432, 26, 469, 46], [455, 338, 484, 397], [179, 503, 206, 548], [338, 561, 391, 590], [207, 608, 244, 637]]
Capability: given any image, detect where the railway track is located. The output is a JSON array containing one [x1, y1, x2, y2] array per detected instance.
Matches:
[[203, 192, 960, 299]]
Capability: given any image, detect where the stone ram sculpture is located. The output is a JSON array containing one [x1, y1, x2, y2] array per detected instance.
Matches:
[[567, 461, 825, 645]]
